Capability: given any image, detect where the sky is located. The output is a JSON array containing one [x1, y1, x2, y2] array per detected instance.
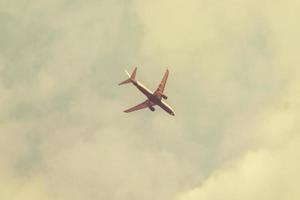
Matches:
[[0, 0, 299, 199]]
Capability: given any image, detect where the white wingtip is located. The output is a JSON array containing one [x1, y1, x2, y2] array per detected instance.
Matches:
[[125, 70, 130, 78]]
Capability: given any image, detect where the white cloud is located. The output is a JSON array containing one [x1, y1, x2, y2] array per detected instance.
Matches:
[[178, 134, 300, 200], [1, 0, 299, 200]]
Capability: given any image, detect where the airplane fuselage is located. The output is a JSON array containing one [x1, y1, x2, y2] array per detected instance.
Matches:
[[132, 80, 175, 116]]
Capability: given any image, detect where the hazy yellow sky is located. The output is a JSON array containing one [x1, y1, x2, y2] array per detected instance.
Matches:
[[0, 0, 299, 199]]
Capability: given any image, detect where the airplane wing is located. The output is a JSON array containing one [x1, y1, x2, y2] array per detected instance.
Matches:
[[124, 100, 153, 113], [154, 69, 169, 98]]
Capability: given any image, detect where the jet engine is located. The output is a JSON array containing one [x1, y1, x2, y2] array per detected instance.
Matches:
[[149, 106, 155, 111], [162, 94, 168, 99]]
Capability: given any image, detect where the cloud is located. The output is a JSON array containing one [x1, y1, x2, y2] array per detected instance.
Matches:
[[177, 0, 300, 199], [178, 138, 300, 200], [0, 0, 299, 200], [0, 172, 50, 200]]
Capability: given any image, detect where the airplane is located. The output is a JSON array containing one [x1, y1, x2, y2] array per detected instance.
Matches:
[[119, 67, 175, 116]]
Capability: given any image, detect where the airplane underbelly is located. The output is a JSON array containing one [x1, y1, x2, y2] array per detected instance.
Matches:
[[158, 101, 175, 115], [136, 83, 153, 98]]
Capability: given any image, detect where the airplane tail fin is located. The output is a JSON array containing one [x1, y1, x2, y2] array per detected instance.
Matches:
[[118, 67, 137, 85]]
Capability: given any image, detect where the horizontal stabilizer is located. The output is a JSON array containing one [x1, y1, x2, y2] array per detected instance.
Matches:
[[118, 79, 131, 85], [130, 67, 137, 80], [118, 67, 137, 85]]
